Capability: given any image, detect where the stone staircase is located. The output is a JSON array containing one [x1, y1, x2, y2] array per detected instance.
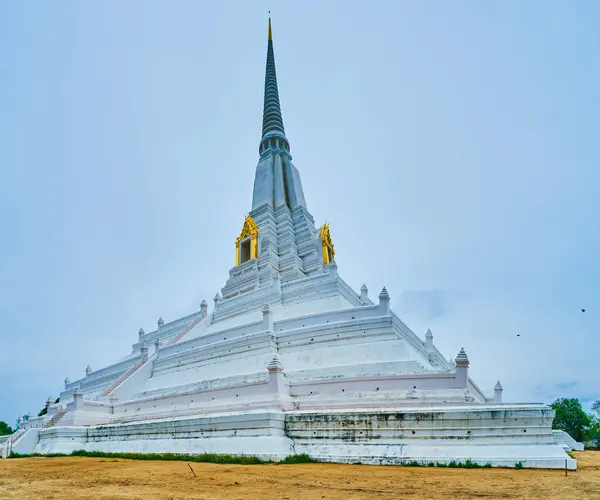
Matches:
[[99, 358, 146, 398], [99, 312, 208, 399], [45, 408, 67, 428], [0, 429, 25, 458], [166, 312, 208, 345]]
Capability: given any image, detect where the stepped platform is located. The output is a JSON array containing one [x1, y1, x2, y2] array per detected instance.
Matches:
[[10, 18, 575, 470]]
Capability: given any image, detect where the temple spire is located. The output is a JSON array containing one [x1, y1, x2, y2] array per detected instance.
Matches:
[[260, 17, 290, 155], [251, 18, 307, 212]]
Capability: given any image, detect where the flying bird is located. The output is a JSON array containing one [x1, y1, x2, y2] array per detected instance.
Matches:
[[582, 309, 586, 313]]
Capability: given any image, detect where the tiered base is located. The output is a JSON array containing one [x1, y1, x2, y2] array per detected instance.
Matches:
[[27, 405, 576, 469]]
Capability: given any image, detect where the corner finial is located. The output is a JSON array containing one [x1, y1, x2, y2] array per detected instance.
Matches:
[[378, 286, 390, 314], [494, 380, 503, 403], [425, 328, 434, 352], [140, 343, 149, 362], [360, 283, 369, 305], [267, 353, 283, 372], [268, 16, 272, 41], [455, 347, 469, 366]]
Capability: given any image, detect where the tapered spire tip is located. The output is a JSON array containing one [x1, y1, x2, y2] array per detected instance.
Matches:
[[259, 15, 289, 154]]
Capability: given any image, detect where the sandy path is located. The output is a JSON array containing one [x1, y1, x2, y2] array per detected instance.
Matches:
[[0, 452, 598, 499]]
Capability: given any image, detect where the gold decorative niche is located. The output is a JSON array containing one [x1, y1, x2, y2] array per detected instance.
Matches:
[[319, 223, 335, 265], [235, 215, 259, 266]]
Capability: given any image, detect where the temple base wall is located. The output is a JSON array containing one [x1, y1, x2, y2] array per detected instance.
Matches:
[[288, 405, 576, 469], [29, 404, 576, 469], [34, 411, 294, 460]]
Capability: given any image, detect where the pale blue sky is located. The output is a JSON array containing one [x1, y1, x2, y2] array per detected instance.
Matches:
[[1, 1, 599, 423]]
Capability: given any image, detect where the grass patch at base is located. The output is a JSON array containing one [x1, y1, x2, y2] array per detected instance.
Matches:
[[9, 451, 517, 469], [403, 459, 493, 468], [9, 450, 316, 465], [278, 453, 315, 464]]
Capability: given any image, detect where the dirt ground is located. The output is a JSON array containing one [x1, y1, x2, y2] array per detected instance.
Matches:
[[0, 452, 599, 500]]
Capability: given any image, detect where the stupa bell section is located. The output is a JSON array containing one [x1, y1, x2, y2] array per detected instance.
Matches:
[[218, 18, 325, 306]]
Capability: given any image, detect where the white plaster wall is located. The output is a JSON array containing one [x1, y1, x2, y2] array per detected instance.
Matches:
[[293, 441, 575, 469], [11, 429, 40, 456], [35, 411, 295, 460], [553, 430, 584, 451], [286, 361, 426, 383], [32, 405, 575, 469], [22, 416, 44, 430], [62, 400, 113, 427], [287, 405, 576, 469], [112, 378, 276, 422], [110, 355, 157, 400], [281, 338, 409, 373], [147, 347, 274, 392], [252, 156, 275, 210], [291, 373, 456, 397]]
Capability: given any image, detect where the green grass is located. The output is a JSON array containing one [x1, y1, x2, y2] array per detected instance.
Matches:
[[8, 450, 512, 469], [10, 452, 70, 458], [278, 453, 315, 464], [402, 459, 493, 468], [9, 450, 316, 465]]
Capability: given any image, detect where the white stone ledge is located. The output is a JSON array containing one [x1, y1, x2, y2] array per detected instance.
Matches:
[[275, 303, 381, 332], [286, 361, 426, 382], [32, 406, 574, 469], [116, 376, 272, 410], [153, 334, 274, 375], [291, 372, 456, 394], [135, 372, 269, 400], [286, 404, 553, 418], [159, 320, 266, 359], [276, 315, 392, 342]]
